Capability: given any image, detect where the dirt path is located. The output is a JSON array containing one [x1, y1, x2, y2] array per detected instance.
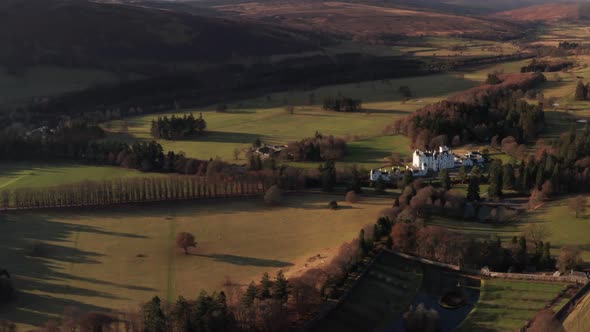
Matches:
[[284, 247, 338, 279]]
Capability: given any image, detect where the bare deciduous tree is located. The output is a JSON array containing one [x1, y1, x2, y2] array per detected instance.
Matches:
[[524, 223, 551, 247], [570, 195, 587, 218]]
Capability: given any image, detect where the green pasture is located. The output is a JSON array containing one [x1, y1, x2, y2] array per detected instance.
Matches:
[[431, 194, 590, 261], [0, 162, 161, 191], [103, 73, 476, 166], [458, 279, 568, 332]]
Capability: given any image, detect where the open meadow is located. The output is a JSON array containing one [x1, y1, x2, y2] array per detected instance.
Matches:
[[0, 193, 392, 329], [458, 279, 568, 332], [0, 162, 162, 191], [430, 194, 590, 262], [103, 73, 477, 168]]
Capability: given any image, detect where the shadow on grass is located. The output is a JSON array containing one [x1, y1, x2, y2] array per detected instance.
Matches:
[[0, 213, 154, 327], [193, 254, 293, 268]]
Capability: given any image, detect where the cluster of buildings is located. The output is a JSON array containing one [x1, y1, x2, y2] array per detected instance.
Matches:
[[370, 146, 485, 182], [253, 144, 288, 159]]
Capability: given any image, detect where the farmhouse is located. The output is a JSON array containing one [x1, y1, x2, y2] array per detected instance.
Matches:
[[412, 146, 455, 172], [254, 144, 287, 158]]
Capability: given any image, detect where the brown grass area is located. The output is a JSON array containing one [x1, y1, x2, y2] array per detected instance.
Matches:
[[492, 3, 582, 22], [216, 1, 519, 39]]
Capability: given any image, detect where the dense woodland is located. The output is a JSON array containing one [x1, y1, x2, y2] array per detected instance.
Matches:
[[520, 59, 573, 73], [322, 96, 362, 112], [150, 113, 207, 140], [387, 73, 546, 149], [284, 133, 348, 162], [0, 122, 212, 174]]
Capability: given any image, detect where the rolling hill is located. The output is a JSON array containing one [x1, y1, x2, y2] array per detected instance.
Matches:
[[214, 1, 527, 41], [491, 3, 589, 22], [0, 0, 320, 70]]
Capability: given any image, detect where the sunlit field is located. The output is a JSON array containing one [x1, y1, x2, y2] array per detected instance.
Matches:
[[0, 194, 392, 330]]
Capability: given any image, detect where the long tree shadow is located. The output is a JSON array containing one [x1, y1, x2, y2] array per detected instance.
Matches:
[[0, 213, 154, 327], [194, 254, 293, 268]]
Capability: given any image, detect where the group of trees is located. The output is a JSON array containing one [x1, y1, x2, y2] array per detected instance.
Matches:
[[517, 124, 590, 196], [285, 132, 348, 162], [387, 73, 546, 149], [558, 41, 579, 50], [385, 206, 554, 272], [322, 97, 362, 112], [372, 174, 560, 272], [3, 175, 268, 210], [141, 293, 232, 332], [520, 60, 573, 73], [150, 113, 207, 140], [0, 121, 105, 161], [574, 80, 590, 101], [0, 121, 211, 175]]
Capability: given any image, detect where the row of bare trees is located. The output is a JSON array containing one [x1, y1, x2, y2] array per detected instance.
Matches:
[[1, 175, 269, 210]]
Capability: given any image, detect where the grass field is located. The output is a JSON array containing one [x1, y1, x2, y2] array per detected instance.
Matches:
[[0, 193, 392, 329], [564, 291, 590, 332], [458, 279, 568, 332], [104, 73, 477, 168], [0, 66, 135, 104], [0, 162, 162, 191], [430, 194, 590, 262]]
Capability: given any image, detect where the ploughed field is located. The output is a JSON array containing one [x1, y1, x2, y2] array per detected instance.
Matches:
[[0, 193, 392, 330]]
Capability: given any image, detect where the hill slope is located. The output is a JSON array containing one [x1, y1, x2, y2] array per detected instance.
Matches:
[[0, 0, 319, 69], [215, 1, 525, 41], [491, 3, 586, 22]]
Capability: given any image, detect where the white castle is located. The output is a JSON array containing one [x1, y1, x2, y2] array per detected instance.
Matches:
[[412, 146, 455, 172], [369, 146, 485, 182]]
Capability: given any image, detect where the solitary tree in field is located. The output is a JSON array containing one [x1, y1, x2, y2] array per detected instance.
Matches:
[[570, 195, 587, 218], [176, 232, 197, 254]]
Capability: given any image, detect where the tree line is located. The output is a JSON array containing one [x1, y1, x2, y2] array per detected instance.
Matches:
[[150, 113, 207, 140], [520, 59, 573, 73], [2, 175, 269, 210], [284, 132, 348, 162], [0, 121, 215, 175], [386, 73, 546, 149], [322, 96, 362, 112]]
